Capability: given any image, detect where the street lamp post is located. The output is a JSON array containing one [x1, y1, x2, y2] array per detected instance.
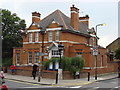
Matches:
[[58, 42, 64, 69], [57, 42, 64, 82], [94, 23, 106, 80], [38, 29, 46, 82]]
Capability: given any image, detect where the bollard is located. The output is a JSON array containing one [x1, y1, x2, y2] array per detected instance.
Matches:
[[119, 72, 120, 78], [56, 72, 58, 84], [88, 72, 90, 81]]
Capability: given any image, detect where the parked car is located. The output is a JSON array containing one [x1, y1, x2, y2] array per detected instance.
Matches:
[[0, 77, 8, 90]]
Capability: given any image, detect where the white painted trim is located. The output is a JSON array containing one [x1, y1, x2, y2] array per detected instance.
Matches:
[[46, 27, 61, 31], [93, 66, 107, 69], [59, 40, 80, 44], [16, 64, 20, 66], [83, 67, 91, 69], [90, 34, 96, 37], [27, 29, 41, 33], [32, 16, 40, 18], [21, 64, 28, 66], [71, 11, 78, 13], [79, 19, 89, 21], [52, 21, 56, 23], [23, 40, 80, 44], [28, 63, 33, 66]]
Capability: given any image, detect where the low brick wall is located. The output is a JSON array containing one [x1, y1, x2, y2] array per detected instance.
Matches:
[[42, 70, 88, 79], [7, 66, 33, 77], [42, 70, 57, 79], [7, 66, 89, 79]]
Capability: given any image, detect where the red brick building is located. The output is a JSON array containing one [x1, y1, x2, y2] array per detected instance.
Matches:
[[13, 5, 117, 77]]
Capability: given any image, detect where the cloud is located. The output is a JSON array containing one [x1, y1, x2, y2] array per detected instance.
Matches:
[[1, 0, 119, 3]]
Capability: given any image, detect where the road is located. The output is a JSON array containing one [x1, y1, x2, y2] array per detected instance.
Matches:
[[69, 78, 120, 90], [4, 78, 120, 89], [4, 79, 53, 90]]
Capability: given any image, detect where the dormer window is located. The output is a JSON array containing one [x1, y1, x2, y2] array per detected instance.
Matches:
[[29, 33, 32, 43]]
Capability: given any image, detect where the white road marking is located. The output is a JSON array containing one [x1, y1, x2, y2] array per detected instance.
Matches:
[[94, 87, 99, 89], [112, 86, 120, 89], [69, 86, 82, 88]]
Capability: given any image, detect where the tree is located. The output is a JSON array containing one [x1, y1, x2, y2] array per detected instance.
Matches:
[[1, 9, 26, 59], [115, 47, 120, 60], [68, 56, 85, 77]]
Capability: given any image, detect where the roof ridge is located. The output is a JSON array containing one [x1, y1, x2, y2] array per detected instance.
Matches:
[[39, 9, 60, 23], [57, 10, 68, 29]]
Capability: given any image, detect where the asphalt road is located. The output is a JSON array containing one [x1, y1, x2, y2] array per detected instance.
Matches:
[[69, 78, 120, 90], [4, 79, 53, 90], [4, 78, 120, 90]]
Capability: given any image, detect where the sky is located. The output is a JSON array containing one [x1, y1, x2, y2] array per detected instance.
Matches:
[[1, 0, 119, 48]]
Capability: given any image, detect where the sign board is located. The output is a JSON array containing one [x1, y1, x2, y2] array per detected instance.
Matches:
[[39, 52, 44, 56], [92, 46, 98, 55], [93, 50, 98, 55]]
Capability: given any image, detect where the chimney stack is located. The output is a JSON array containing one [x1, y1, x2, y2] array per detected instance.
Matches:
[[32, 12, 41, 23], [70, 5, 79, 30], [79, 15, 89, 27]]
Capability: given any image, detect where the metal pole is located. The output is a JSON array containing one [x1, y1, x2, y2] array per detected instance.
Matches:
[[95, 25, 98, 80], [38, 31, 45, 82], [59, 50, 62, 69]]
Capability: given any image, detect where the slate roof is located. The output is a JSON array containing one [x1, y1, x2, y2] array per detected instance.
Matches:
[[36, 9, 90, 37]]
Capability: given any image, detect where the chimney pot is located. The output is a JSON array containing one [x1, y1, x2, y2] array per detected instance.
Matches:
[[32, 11, 41, 23]]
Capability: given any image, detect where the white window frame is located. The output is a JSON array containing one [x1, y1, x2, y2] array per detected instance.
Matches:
[[52, 50, 60, 57], [35, 32, 39, 42], [55, 31, 59, 42], [34, 52, 39, 63], [48, 31, 52, 42], [16, 53, 20, 65], [29, 33, 32, 43], [28, 52, 32, 64]]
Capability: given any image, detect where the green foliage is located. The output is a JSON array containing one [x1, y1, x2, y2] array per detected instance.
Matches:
[[115, 47, 120, 60], [43, 56, 85, 77], [69, 56, 85, 76], [2, 58, 12, 67], [43, 57, 60, 70], [61, 57, 71, 71], [1, 9, 26, 58]]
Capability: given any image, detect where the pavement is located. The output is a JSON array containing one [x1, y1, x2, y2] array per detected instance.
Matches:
[[4, 72, 118, 87]]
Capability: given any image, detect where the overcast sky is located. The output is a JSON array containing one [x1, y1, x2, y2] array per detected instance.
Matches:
[[1, 0, 119, 48]]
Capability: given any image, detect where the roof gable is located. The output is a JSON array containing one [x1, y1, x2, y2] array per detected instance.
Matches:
[[48, 42, 58, 50]]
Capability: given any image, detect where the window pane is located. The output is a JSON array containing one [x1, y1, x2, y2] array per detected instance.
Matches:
[[35, 32, 38, 42], [28, 52, 32, 63], [34, 52, 39, 63], [29, 33, 32, 42], [16, 53, 20, 64], [56, 31, 59, 41], [52, 50, 60, 57], [48, 31, 52, 42]]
